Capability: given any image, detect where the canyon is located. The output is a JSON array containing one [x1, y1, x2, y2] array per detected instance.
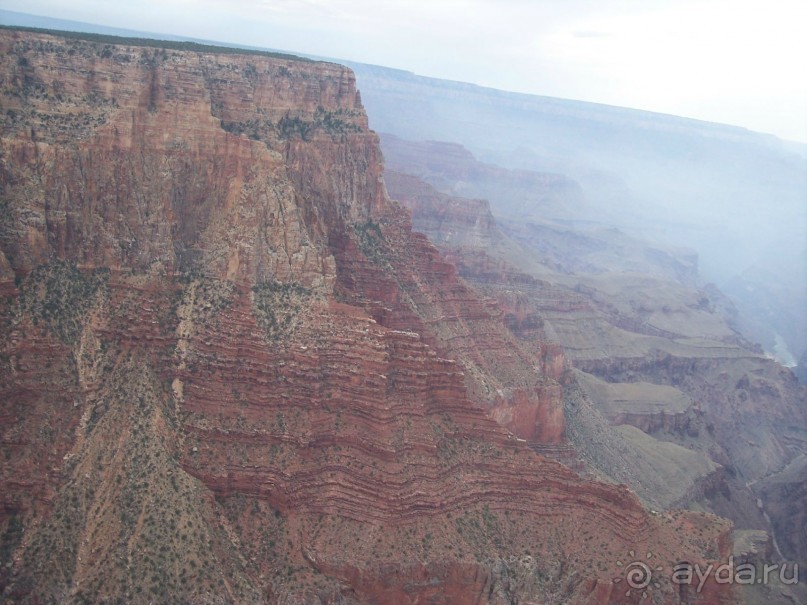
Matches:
[[381, 139, 807, 604], [0, 25, 804, 605], [345, 61, 807, 375]]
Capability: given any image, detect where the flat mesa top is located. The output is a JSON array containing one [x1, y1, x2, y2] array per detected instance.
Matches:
[[0, 23, 320, 65]]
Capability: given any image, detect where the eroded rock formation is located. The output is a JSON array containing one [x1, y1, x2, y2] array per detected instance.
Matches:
[[383, 139, 807, 604], [0, 29, 740, 604]]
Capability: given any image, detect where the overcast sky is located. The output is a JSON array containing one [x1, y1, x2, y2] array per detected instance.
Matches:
[[3, 0, 806, 142]]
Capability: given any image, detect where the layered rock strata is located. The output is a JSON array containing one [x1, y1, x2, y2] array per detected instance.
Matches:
[[0, 29, 740, 604]]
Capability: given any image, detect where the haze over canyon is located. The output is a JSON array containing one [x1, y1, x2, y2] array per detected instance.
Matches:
[[0, 10, 805, 605]]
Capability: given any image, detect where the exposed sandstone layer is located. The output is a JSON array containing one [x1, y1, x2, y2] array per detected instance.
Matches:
[[0, 30, 738, 604], [575, 370, 693, 433]]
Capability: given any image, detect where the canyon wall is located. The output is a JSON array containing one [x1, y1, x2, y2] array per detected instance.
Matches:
[[0, 29, 739, 604]]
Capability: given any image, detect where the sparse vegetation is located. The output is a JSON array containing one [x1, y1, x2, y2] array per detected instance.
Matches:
[[313, 106, 363, 135], [183, 275, 234, 325], [354, 220, 392, 267], [17, 261, 109, 344], [222, 108, 362, 143], [251, 279, 311, 341], [0, 514, 24, 564], [276, 107, 362, 141]]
